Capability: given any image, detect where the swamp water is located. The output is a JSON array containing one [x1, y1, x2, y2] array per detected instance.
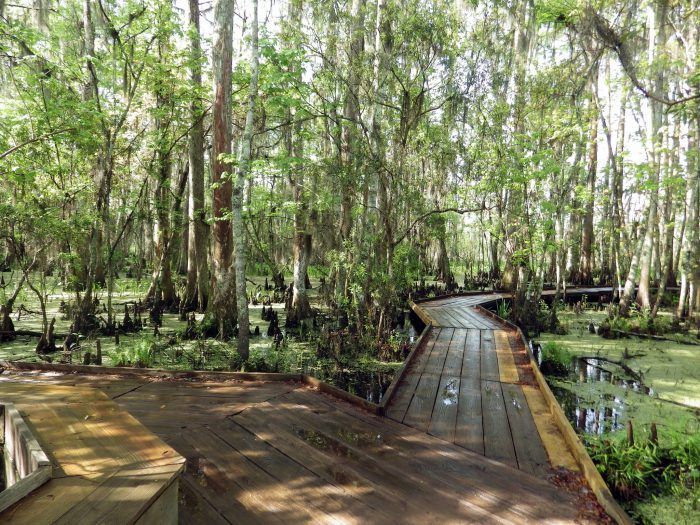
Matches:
[[531, 340, 700, 440]]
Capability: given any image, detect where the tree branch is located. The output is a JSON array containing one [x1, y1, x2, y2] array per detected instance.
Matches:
[[0, 128, 74, 160], [392, 205, 490, 248]]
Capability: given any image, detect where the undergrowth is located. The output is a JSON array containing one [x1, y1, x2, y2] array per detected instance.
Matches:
[[587, 433, 700, 523]]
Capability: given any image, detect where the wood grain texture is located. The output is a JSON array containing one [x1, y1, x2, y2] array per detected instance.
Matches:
[[0, 382, 184, 524]]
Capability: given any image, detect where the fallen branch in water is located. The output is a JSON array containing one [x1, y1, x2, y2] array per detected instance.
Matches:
[[578, 355, 643, 382]]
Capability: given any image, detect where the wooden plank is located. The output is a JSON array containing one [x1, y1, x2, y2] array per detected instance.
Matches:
[[495, 330, 519, 383], [282, 389, 579, 525], [444, 309, 475, 328], [303, 375, 380, 414], [409, 301, 435, 325], [454, 329, 483, 454], [481, 380, 517, 468], [437, 308, 465, 327], [135, 479, 178, 524], [179, 428, 329, 525], [213, 419, 381, 524], [0, 385, 183, 480], [479, 330, 500, 382], [501, 383, 549, 476], [521, 385, 578, 471], [453, 308, 487, 329], [403, 328, 454, 431], [1, 360, 303, 383], [177, 477, 232, 525], [464, 308, 496, 329], [0, 477, 98, 525], [54, 464, 181, 525], [385, 328, 440, 421], [268, 398, 516, 525], [423, 307, 452, 326], [232, 403, 413, 523], [427, 329, 466, 442]]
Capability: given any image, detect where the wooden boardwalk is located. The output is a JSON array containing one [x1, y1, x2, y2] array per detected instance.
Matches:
[[0, 370, 591, 524], [388, 294, 582, 476]]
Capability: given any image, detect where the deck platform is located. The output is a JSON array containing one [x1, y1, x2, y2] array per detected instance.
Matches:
[[0, 370, 591, 524], [0, 380, 185, 524]]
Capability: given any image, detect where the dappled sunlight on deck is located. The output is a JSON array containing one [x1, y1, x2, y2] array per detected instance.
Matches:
[[0, 381, 184, 524], [0, 368, 594, 524]]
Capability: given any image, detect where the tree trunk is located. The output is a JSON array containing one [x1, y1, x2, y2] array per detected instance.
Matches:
[[620, 223, 647, 316], [337, 0, 365, 299], [210, 0, 237, 338], [651, 120, 678, 317], [580, 76, 598, 285], [185, 0, 209, 312], [287, 0, 312, 325], [636, 0, 668, 309], [0, 272, 27, 341], [232, 0, 259, 359], [685, 117, 700, 327]]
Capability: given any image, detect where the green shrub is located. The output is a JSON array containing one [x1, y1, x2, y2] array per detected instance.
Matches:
[[497, 300, 511, 320], [539, 341, 571, 376], [588, 433, 700, 502], [589, 438, 661, 500], [111, 338, 155, 368]]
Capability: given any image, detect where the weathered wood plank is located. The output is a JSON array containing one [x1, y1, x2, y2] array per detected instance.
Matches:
[[501, 383, 550, 476], [385, 327, 440, 422], [232, 402, 409, 523], [495, 330, 519, 383], [283, 389, 579, 524], [521, 385, 578, 471], [481, 380, 517, 468], [454, 328, 483, 454], [480, 329, 500, 382], [403, 328, 454, 431], [179, 428, 328, 525], [0, 381, 184, 525], [427, 329, 466, 442], [268, 397, 520, 524], [212, 419, 377, 524]]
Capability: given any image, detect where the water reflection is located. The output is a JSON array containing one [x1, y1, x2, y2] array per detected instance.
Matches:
[[306, 368, 394, 403], [551, 385, 625, 434], [532, 341, 655, 436], [441, 378, 459, 405]]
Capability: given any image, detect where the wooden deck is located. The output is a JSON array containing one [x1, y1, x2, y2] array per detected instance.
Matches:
[[388, 295, 580, 476], [0, 380, 185, 524], [0, 370, 592, 524]]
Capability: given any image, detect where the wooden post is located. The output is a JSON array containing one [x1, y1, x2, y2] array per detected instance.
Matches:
[[650, 422, 658, 445], [626, 420, 634, 446], [95, 340, 102, 365]]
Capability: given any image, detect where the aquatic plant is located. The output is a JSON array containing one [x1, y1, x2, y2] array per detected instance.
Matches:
[[589, 433, 700, 504], [539, 341, 571, 376], [111, 338, 155, 368], [497, 300, 511, 320], [589, 437, 661, 500]]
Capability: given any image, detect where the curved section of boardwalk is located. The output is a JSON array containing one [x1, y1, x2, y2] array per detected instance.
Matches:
[[0, 371, 586, 524], [389, 291, 611, 476]]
